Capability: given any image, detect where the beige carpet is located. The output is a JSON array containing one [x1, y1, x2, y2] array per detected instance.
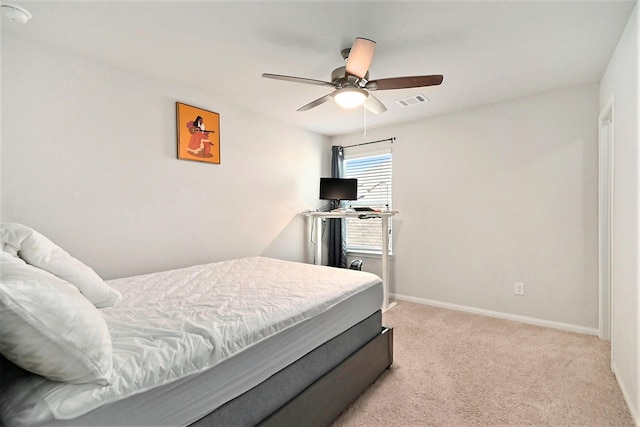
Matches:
[[332, 301, 633, 426]]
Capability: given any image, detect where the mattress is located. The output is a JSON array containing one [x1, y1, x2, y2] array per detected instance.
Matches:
[[0, 256, 383, 426]]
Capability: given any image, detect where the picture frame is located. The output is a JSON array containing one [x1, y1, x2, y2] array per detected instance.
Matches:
[[176, 102, 220, 164]]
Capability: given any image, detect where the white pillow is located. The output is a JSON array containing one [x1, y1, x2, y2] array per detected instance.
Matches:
[[0, 253, 113, 385], [0, 222, 122, 308]]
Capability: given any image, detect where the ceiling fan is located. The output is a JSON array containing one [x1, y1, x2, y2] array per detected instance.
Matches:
[[262, 37, 443, 114]]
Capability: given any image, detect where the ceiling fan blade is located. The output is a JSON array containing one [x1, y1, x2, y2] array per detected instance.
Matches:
[[363, 93, 387, 114], [297, 93, 333, 112], [262, 73, 334, 88], [366, 75, 444, 91], [345, 38, 376, 79]]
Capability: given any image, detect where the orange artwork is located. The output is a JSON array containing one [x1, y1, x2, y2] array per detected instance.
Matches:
[[176, 102, 220, 164]]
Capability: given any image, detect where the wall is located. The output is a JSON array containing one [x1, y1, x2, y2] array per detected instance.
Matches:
[[332, 83, 600, 332], [1, 34, 328, 279], [599, 3, 639, 423]]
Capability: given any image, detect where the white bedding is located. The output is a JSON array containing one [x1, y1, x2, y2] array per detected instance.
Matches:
[[1, 256, 382, 425]]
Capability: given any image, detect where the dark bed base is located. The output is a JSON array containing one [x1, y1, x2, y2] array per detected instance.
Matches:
[[260, 327, 393, 427], [191, 311, 393, 427]]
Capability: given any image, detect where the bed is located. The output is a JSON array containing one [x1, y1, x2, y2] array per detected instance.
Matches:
[[0, 223, 393, 426]]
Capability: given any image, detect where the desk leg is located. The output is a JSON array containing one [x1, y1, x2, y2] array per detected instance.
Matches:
[[314, 216, 322, 266], [381, 216, 397, 312]]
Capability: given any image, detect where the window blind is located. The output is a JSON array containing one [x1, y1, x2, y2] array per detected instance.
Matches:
[[344, 152, 392, 253]]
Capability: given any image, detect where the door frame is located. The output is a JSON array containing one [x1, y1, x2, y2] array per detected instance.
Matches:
[[598, 96, 615, 346]]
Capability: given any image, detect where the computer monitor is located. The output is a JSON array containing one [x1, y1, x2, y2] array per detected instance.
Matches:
[[319, 178, 358, 201]]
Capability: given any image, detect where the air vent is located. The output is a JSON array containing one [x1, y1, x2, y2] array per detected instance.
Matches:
[[395, 94, 429, 108]]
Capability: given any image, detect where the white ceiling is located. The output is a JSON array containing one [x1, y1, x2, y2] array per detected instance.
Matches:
[[2, 1, 636, 136]]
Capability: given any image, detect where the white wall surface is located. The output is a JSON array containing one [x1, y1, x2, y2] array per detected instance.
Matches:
[[1, 34, 327, 279], [332, 83, 600, 331], [599, 3, 639, 422]]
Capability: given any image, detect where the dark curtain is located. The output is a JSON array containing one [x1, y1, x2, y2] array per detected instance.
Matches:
[[327, 146, 347, 268]]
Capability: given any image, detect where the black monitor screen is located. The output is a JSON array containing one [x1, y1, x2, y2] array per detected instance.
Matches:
[[319, 178, 358, 201]]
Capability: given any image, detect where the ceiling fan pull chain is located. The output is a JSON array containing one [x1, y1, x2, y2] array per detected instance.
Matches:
[[363, 101, 367, 136]]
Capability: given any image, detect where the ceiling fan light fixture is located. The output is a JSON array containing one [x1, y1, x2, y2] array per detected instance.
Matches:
[[333, 88, 368, 109]]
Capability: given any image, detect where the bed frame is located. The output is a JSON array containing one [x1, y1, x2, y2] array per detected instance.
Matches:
[[191, 312, 393, 427], [262, 327, 393, 426]]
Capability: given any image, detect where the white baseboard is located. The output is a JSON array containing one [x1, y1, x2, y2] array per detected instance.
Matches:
[[390, 293, 599, 336], [612, 363, 640, 426]]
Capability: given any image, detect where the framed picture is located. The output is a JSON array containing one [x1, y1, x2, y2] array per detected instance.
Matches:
[[176, 102, 220, 164]]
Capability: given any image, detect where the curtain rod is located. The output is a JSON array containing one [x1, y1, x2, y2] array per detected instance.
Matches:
[[341, 137, 395, 149]]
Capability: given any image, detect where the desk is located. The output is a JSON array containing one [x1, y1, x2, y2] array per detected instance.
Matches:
[[303, 210, 398, 311]]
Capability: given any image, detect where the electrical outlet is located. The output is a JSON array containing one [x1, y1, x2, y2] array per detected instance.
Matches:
[[514, 282, 525, 296]]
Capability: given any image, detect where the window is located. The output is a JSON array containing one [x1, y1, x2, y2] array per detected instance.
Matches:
[[344, 151, 392, 254]]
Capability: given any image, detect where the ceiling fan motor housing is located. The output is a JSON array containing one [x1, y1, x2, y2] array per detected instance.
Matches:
[[331, 66, 367, 88]]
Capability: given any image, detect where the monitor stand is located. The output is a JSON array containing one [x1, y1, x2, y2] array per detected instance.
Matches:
[[331, 207, 355, 213]]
